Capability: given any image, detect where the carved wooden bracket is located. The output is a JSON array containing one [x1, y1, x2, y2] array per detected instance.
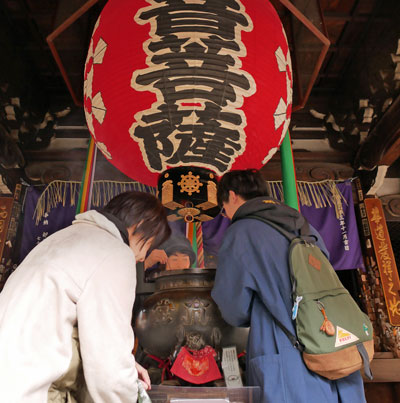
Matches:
[[355, 95, 400, 170]]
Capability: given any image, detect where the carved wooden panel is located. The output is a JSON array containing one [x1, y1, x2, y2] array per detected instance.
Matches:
[[261, 159, 354, 182], [381, 195, 400, 222]]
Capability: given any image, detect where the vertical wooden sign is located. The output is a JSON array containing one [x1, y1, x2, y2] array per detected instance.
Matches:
[[0, 184, 24, 292], [0, 197, 14, 259], [365, 198, 400, 326]]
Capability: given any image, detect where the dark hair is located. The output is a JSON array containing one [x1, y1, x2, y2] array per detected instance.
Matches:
[[217, 169, 268, 206], [103, 191, 171, 249]]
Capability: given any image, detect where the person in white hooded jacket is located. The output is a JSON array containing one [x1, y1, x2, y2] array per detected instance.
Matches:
[[0, 191, 171, 403]]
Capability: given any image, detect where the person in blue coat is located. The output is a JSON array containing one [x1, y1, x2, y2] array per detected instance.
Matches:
[[211, 169, 366, 403]]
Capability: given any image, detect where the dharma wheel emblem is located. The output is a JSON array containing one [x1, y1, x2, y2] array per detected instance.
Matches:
[[178, 172, 203, 196]]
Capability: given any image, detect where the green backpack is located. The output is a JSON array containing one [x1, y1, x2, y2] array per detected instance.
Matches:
[[246, 215, 374, 380]]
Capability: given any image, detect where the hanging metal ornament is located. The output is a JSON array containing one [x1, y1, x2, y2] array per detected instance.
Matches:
[[158, 167, 219, 222]]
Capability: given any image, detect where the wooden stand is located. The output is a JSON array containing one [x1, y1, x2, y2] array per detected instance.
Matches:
[[364, 353, 400, 403], [148, 385, 260, 402]]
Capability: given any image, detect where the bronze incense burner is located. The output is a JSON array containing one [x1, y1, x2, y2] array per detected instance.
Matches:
[[134, 268, 248, 360]]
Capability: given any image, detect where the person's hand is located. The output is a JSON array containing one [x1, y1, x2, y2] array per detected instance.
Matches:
[[136, 362, 151, 390], [144, 249, 168, 270]]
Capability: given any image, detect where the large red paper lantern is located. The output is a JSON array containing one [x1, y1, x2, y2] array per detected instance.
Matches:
[[84, 0, 292, 187]]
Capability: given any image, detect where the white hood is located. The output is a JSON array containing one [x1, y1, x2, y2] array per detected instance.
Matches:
[[73, 210, 124, 243]]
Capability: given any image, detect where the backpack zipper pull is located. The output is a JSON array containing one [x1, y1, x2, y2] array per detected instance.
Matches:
[[292, 296, 303, 320], [317, 300, 335, 336]]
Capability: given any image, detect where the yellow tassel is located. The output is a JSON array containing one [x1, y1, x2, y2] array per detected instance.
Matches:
[[33, 179, 347, 225]]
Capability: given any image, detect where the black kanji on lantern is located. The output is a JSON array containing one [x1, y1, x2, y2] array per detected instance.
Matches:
[[130, 0, 256, 174]]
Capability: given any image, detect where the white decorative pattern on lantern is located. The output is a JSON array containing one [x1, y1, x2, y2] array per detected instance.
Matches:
[[83, 16, 108, 139], [129, 0, 256, 175], [262, 146, 278, 165], [274, 97, 288, 130], [96, 142, 112, 160], [262, 44, 292, 165], [274, 45, 292, 136], [91, 93, 106, 125]]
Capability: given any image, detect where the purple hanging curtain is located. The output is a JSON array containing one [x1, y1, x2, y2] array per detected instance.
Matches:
[[19, 180, 364, 271], [19, 186, 76, 262], [300, 181, 364, 271], [19, 181, 155, 263]]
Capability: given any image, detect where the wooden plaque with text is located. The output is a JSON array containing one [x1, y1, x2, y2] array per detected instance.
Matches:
[[365, 198, 400, 326]]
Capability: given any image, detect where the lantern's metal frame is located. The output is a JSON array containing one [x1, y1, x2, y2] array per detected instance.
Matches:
[[47, 0, 330, 111], [278, 0, 330, 111], [46, 0, 100, 107]]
